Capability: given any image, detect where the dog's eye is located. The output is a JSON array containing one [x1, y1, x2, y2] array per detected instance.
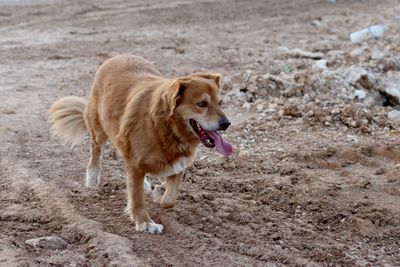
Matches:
[[197, 101, 208, 108]]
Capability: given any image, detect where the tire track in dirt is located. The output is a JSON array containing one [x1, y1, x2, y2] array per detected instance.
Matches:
[[1, 151, 146, 266]]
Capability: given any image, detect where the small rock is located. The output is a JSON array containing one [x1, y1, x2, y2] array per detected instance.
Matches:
[[374, 168, 385, 175], [25, 236, 67, 250], [242, 102, 251, 110], [311, 20, 323, 27], [350, 25, 386, 43], [350, 48, 365, 58], [387, 110, 400, 121], [269, 66, 281, 75], [371, 49, 385, 60], [344, 67, 370, 86], [354, 90, 366, 100], [314, 59, 327, 70]]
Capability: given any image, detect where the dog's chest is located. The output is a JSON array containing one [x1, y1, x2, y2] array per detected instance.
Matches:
[[149, 157, 191, 177]]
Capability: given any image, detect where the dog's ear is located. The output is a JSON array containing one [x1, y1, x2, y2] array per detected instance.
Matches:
[[191, 72, 220, 87], [166, 79, 187, 116]]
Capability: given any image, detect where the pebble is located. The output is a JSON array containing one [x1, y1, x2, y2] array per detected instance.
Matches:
[[350, 48, 365, 58], [354, 90, 366, 100], [371, 49, 385, 60], [344, 67, 368, 85], [242, 102, 251, 110], [387, 110, 400, 121], [25, 236, 67, 250], [314, 59, 327, 70]]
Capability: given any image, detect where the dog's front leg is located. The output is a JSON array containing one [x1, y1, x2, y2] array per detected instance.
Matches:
[[125, 167, 164, 234], [161, 172, 183, 209]]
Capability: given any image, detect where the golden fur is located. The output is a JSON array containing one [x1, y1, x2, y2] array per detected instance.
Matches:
[[48, 54, 229, 234]]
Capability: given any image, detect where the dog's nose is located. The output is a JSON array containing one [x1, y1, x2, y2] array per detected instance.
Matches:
[[219, 117, 231, 131]]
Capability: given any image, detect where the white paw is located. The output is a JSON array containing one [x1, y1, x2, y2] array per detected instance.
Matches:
[[144, 176, 152, 192], [136, 221, 164, 234], [85, 167, 100, 187]]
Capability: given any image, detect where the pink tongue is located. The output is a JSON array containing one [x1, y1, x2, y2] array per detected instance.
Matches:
[[206, 130, 234, 157]]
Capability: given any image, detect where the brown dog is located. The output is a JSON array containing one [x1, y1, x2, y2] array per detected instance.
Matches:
[[48, 55, 233, 234]]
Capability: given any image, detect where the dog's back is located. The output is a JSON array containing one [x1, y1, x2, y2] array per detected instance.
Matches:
[[86, 55, 163, 141], [95, 55, 161, 85]]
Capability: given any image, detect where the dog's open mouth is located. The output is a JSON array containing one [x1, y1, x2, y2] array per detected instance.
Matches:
[[189, 119, 234, 157]]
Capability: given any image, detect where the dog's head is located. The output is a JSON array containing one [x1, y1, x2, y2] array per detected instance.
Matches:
[[166, 73, 233, 156]]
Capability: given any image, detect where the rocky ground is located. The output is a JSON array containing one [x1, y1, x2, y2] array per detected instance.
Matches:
[[1, 0, 400, 266]]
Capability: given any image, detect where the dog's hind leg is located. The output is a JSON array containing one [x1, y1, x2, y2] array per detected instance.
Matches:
[[85, 138, 105, 187], [85, 113, 107, 187]]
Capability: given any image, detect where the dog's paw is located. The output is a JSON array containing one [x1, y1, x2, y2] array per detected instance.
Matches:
[[85, 167, 100, 187], [144, 176, 153, 192], [136, 221, 164, 234]]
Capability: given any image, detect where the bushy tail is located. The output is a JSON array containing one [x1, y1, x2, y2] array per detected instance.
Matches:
[[48, 96, 88, 147]]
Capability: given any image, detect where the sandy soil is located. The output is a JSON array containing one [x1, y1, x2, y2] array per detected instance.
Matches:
[[1, 0, 400, 266]]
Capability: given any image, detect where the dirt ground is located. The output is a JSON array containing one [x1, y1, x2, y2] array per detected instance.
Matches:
[[1, 0, 400, 266]]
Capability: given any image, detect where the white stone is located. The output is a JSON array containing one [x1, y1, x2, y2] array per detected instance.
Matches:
[[350, 48, 365, 57], [354, 90, 366, 100], [384, 88, 400, 102], [344, 67, 372, 86], [371, 49, 385, 60], [314, 59, 327, 70], [388, 110, 400, 121]]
